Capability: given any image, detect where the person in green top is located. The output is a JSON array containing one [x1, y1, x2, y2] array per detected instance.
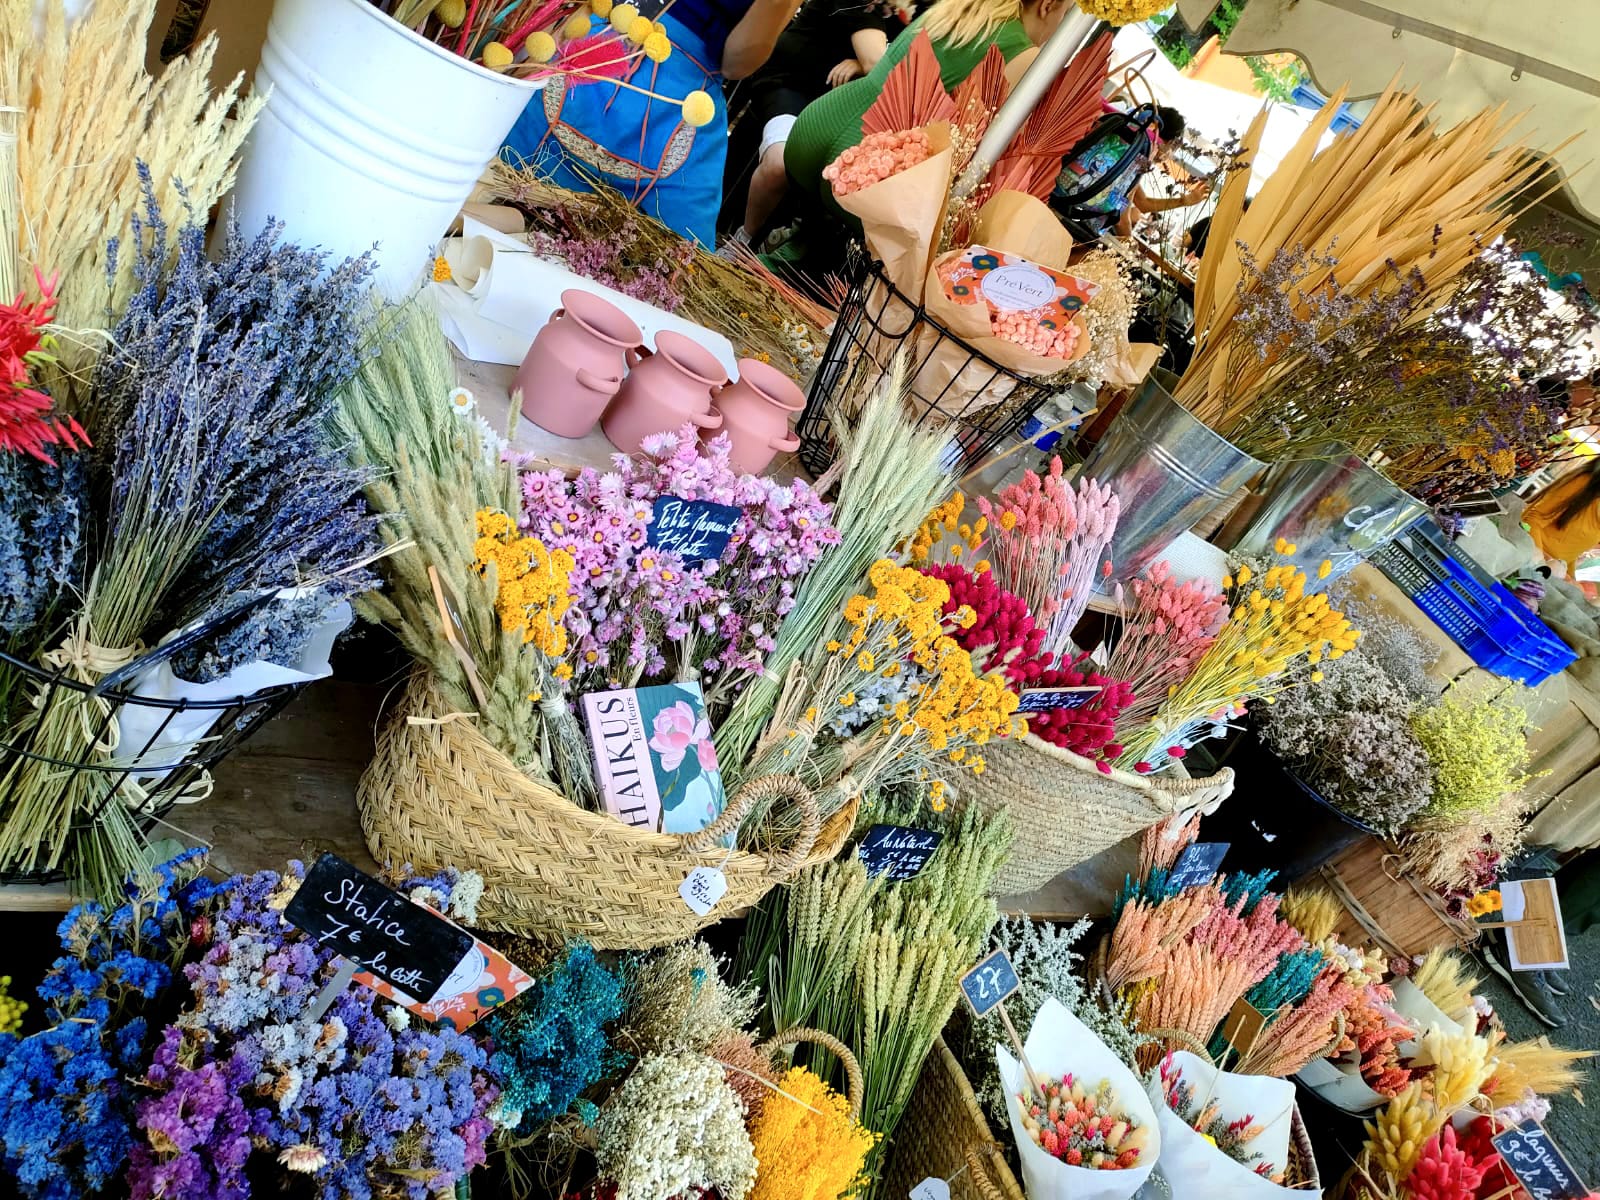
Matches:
[[783, 0, 1075, 216]]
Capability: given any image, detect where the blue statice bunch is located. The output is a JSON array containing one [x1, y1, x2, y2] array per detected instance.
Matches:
[[1245, 945, 1330, 1014], [483, 943, 627, 1135], [0, 850, 215, 1200], [0, 451, 85, 646], [170, 863, 499, 1200], [1219, 869, 1278, 915], [90, 169, 381, 652]]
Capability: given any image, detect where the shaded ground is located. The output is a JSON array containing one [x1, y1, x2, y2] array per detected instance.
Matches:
[[1474, 923, 1600, 1185]]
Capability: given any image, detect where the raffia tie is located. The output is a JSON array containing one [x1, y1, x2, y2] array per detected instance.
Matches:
[[36, 625, 143, 754]]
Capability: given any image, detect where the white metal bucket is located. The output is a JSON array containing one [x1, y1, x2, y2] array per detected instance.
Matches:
[[225, 0, 538, 297]]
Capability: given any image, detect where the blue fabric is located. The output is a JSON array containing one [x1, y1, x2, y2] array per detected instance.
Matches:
[[502, 14, 730, 247]]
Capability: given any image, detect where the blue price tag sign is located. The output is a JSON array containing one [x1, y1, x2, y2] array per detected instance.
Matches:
[[1492, 1120, 1590, 1200], [646, 497, 742, 565], [959, 948, 1020, 1018], [1168, 842, 1229, 891]]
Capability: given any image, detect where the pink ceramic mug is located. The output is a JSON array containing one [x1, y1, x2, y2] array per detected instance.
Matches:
[[602, 330, 727, 454], [517, 289, 645, 439], [710, 357, 806, 474]]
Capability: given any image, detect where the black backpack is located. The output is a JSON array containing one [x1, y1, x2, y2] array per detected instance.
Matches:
[[1050, 104, 1161, 239]]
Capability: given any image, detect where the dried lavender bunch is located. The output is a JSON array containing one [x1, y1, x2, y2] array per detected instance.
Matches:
[[0, 179, 381, 901], [95, 172, 382, 633], [169, 590, 338, 684], [0, 451, 85, 645]]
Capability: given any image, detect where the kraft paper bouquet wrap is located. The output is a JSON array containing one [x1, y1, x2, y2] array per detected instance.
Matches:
[[997, 997, 1160, 1200], [1149, 1050, 1303, 1200]]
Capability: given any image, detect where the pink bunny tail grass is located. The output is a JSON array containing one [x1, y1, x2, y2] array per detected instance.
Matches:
[[554, 32, 637, 78]]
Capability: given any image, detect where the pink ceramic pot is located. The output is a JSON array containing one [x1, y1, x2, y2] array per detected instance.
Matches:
[[712, 358, 806, 474], [602, 330, 727, 454], [517, 289, 645, 438]]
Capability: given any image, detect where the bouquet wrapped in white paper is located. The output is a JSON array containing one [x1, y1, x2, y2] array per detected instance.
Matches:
[[996, 997, 1160, 1200], [1150, 1050, 1307, 1199]]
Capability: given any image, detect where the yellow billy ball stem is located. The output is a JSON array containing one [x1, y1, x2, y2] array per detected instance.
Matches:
[[481, 40, 515, 69], [524, 31, 558, 62], [681, 89, 715, 127]]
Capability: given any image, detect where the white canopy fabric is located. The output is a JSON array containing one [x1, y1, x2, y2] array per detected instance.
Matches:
[[1175, 0, 1600, 223]]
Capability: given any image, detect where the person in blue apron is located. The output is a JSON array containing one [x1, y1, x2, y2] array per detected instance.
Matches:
[[503, 0, 798, 247]]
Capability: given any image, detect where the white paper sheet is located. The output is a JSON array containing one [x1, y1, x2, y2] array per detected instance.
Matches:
[[431, 216, 739, 377], [996, 997, 1160, 1200], [1148, 1050, 1304, 1200]]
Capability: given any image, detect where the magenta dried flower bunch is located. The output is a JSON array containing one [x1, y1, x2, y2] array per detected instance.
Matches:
[[518, 426, 838, 709], [975, 458, 1119, 657]]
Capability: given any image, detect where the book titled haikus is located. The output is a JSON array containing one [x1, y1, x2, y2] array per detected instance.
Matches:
[[581, 682, 728, 836]]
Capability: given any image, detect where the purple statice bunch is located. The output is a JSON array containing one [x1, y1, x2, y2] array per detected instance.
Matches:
[[87, 168, 380, 659], [516, 426, 838, 708], [161, 863, 498, 1200], [0, 850, 217, 1200], [0, 450, 85, 649], [482, 943, 626, 1134]]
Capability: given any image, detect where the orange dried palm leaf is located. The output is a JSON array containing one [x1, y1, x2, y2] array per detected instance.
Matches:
[[861, 31, 955, 137], [951, 44, 1010, 144], [985, 31, 1113, 200]]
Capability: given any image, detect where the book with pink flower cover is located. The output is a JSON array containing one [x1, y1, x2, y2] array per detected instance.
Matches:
[[582, 682, 727, 836]]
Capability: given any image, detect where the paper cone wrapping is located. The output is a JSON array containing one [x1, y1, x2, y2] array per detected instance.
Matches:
[[910, 192, 1092, 418], [996, 997, 1160, 1200], [1148, 1051, 1303, 1200], [834, 122, 954, 304]]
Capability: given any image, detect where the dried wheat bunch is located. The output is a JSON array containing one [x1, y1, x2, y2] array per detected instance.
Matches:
[[1484, 1037, 1596, 1106], [1282, 882, 1344, 944], [0, 0, 263, 389], [1408, 947, 1482, 1025]]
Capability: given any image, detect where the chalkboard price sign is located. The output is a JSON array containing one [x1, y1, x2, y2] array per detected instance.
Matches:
[[1016, 686, 1100, 714], [1492, 1120, 1590, 1200], [647, 497, 743, 565], [960, 948, 1021, 1019], [1169, 842, 1230, 891], [285, 854, 475, 1006], [857, 825, 942, 882]]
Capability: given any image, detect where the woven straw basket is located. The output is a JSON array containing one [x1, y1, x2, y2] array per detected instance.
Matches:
[[882, 1036, 1320, 1198], [985, 734, 1235, 894], [358, 674, 855, 948]]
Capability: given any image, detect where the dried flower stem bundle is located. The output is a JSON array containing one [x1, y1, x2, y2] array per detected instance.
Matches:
[[1484, 1037, 1596, 1106], [1408, 948, 1481, 1025], [1179, 84, 1557, 455], [0, 0, 262, 392]]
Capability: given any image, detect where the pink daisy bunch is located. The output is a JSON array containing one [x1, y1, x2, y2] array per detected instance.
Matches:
[[516, 426, 837, 702], [823, 128, 931, 197]]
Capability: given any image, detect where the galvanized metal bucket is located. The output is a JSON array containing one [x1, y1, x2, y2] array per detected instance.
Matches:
[[1221, 445, 1426, 588], [1079, 373, 1264, 585]]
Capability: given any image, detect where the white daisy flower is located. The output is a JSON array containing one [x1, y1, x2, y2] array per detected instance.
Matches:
[[448, 387, 476, 415]]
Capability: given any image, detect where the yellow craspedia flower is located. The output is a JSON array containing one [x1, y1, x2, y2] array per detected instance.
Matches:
[[524, 31, 557, 62], [432, 255, 452, 282], [681, 89, 715, 127], [608, 2, 638, 32], [1073, 0, 1169, 24], [434, 0, 467, 26], [590, 0, 613, 15], [481, 40, 515, 69], [641, 29, 672, 59], [626, 13, 653, 42], [563, 8, 593, 37]]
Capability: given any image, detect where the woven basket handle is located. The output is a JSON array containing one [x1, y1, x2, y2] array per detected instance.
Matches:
[[1144, 1026, 1214, 1061], [757, 1025, 864, 1120], [965, 1143, 1013, 1200], [677, 774, 819, 875]]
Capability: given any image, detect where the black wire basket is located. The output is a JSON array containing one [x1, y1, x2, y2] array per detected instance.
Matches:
[[0, 645, 301, 885], [795, 246, 1063, 476]]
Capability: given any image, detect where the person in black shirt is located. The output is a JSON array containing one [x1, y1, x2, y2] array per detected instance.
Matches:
[[726, 0, 910, 248]]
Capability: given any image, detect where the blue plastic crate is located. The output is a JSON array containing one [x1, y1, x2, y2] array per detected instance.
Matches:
[[1370, 521, 1577, 687]]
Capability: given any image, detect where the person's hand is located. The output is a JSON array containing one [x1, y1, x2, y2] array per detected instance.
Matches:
[[827, 57, 864, 87], [1180, 178, 1210, 205]]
